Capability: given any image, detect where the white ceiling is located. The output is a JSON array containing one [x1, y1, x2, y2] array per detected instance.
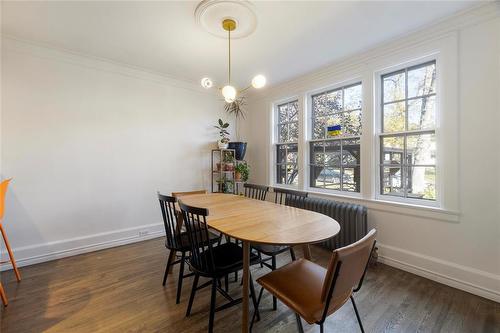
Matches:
[[1, 1, 480, 88]]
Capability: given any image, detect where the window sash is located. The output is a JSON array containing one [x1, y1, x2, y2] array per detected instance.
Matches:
[[276, 143, 298, 185], [309, 137, 361, 192], [381, 60, 436, 133]]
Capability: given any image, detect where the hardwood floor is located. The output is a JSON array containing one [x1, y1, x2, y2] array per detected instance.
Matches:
[[1, 238, 499, 332]]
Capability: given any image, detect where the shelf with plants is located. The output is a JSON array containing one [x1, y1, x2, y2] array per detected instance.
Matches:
[[211, 149, 236, 194], [211, 117, 250, 194]]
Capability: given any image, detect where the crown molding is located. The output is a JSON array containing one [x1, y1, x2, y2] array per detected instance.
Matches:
[[1, 34, 219, 97], [247, 2, 500, 102]]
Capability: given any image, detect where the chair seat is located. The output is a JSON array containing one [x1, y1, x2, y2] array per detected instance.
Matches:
[[165, 230, 220, 251], [191, 242, 259, 277], [252, 244, 290, 256], [257, 258, 350, 324]]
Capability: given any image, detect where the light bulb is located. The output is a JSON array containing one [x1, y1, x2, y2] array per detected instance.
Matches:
[[251, 75, 266, 89], [222, 85, 237, 102], [201, 77, 213, 89]]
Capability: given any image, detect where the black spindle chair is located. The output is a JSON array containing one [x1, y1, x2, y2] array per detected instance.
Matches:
[[273, 187, 308, 208], [250, 188, 308, 311], [179, 201, 261, 333], [244, 183, 269, 201], [158, 192, 219, 304]]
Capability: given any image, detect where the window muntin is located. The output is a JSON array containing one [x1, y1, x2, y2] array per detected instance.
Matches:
[[310, 82, 362, 192], [380, 61, 437, 200], [276, 100, 299, 185]]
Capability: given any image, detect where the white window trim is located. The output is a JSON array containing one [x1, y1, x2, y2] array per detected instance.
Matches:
[[270, 96, 301, 188], [374, 54, 441, 208]]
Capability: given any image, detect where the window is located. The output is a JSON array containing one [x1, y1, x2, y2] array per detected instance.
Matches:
[[275, 100, 299, 185], [309, 83, 362, 192], [379, 61, 437, 200]]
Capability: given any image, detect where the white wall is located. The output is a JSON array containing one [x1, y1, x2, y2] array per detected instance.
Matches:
[[242, 5, 500, 302], [0, 37, 226, 266]]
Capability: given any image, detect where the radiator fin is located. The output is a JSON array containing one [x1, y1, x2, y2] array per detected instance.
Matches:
[[287, 196, 367, 250]]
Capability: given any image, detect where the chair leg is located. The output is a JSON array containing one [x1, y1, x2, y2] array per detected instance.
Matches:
[[208, 279, 217, 333], [0, 282, 8, 306], [185, 274, 199, 317], [250, 287, 264, 332], [234, 271, 238, 282], [176, 252, 186, 304], [249, 273, 260, 321], [224, 274, 229, 292], [162, 250, 175, 286], [0, 224, 21, 282], [259, 252, 264, 268], [271, 255, 277, 310], [320, 323, 324, 333], [290, 247, 296, 261], [295, 313, 304, 333], [350, 295, 365, 333]]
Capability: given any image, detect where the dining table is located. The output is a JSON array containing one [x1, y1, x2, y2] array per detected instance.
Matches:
[[178, 193, 341, 333]]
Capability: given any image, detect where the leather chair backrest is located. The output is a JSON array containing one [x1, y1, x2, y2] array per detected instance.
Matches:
[[321, 229, 377, 306]]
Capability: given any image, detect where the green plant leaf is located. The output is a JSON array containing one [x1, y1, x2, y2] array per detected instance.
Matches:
[[218, 118, 223, 126]]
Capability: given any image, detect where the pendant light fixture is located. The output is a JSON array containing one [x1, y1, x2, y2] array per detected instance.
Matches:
[[201, 18, 266, 102]]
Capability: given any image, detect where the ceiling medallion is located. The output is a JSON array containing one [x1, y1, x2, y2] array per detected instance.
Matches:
[[196, 1, 265, 103], [194, 0, 257, 39]]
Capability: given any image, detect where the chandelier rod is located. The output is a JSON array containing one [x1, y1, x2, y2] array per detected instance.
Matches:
[[228, 27, 231, 85]]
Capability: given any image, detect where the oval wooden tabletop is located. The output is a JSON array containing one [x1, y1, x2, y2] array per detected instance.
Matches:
[[178, 193, 340, 245]]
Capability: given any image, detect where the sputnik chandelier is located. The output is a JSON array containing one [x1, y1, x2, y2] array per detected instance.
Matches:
[[200, 18, 266, 103]]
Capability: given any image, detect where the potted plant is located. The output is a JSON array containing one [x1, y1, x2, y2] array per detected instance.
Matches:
[[225, 98, 247, 160], [214, 118, 230, 149], [216, 175, 226, 192], [235, 161, 250, 182], [224, 179, 234, 193], [223, 151, 235, 171]]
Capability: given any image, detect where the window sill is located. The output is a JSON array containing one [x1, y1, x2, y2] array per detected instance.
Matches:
[[304, 189, 460, 223]]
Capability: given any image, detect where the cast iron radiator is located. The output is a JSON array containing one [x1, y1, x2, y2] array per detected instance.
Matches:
[[286, 196, 368, 250]]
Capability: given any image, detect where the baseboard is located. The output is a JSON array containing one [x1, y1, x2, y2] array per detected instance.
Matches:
[[378, 243, 500, 303], [0, 223, 165, 271]]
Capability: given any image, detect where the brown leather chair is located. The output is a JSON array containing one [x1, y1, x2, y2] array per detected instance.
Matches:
[[251, 229, 377, 333]]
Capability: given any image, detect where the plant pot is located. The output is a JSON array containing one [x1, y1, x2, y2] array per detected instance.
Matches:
[[216, 163, 221, 171], [235, 171, 242, 181], [218, 140, 229, 149], [225, 163, 234, 171], [228, 142, 247, 160]]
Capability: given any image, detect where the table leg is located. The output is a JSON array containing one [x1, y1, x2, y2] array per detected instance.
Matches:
[[242, 240, 250, 333], [302, 244, 312, 260]]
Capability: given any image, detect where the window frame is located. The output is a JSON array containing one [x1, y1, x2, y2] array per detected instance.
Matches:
[[272, 98, 300, 188], [374, 56, 441, 207], [305, 78, 364, 197]]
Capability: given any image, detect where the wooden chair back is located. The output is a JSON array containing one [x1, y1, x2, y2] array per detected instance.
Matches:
[[172, 189, 207, 198], [0, 179, 12, 220], [243, 183, 269, 201]]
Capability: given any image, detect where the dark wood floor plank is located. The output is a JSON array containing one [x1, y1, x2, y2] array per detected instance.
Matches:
[[1, 238, 499, 332]]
